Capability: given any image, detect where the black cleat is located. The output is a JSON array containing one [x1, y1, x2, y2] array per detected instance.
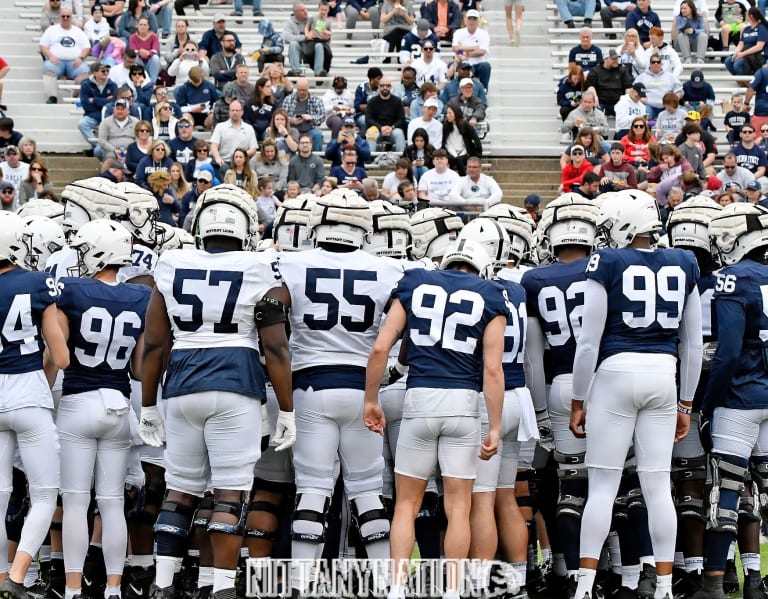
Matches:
[[0, 579, 30, 599], [124, 566, 155, 599], [689, 574, 726, 599], [637, 564, 657, 599], [744, 569, 768, 599], [723, 560, 739, 594]]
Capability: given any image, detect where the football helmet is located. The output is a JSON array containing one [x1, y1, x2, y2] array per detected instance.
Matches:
[[114, 182, 164, 246], [479, 203, 535, 263], [364, 200, 412, 258], [538, 193, 599, 260], [20, 216, 66, 271], [272, 194, 316, 252], [17, 199, 65, 224], [709, 202, 768, 265], [308, 189, 373, 249], [192, 184, 260, 250], [68, 219, 133, 277], [409, 207, 464, 260], [595, 189, 662, 249], [0, 212, 29, 266], [60, 178, 128, 238], [457, 217, 510, 273], [666, 195, 722, 252], [440, 238, 493, 279]]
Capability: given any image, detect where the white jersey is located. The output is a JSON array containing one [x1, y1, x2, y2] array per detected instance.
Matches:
[[279, 248, 404, 371], [45, 246, 78, 282], [118, 244, 159, 283], [497, 264, 531, 284]]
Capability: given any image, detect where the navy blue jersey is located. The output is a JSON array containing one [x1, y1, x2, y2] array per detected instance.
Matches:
[[702, 259, 768, 412], [498, 279, 527, 391], [58, 278, 150, 398], [521, 258, 589, 378], [0, 268, 59, 374], [586, 248, 699, 363], [394, 269, 509, 391]]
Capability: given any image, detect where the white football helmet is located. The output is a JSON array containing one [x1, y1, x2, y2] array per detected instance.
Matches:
[[17, 199, 65, 224], [595, 189, 662, 249], [114, 182, 164, 246], [538, 193, 599, 260], [479, 203, 535, 263], [20, 216, 66, 271], [308, 189, 373, 249], [68, 219, 133, 277], [409, 207, 464, 260], [0, 212, 29, 266], [61, 178, 129, 239], [709, 202, 768, 265], [440, 238, 493, 279], [272, 194, 316, 252], [457, 217, 510, 273], [364, 200, 412, 258], [666, 196, 722, 252], [192, 184, 260, 250]]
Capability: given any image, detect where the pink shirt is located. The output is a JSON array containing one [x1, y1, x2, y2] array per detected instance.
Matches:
[[129, 33, 159, 57]]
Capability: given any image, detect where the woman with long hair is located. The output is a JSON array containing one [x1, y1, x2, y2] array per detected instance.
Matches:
[[646, 144, 694, 205], [135, 140, 172, 190], [265, 109, 299, 162], [616, 28, 647, 76], [184, 140, 212, 182], [560, 126, 607, 168], [725, 6, 768, 75], [146, 170, 179, 226], [403, 128, 435, 182], [169, 161, 190, 199], [128, 16, 160, 83], [243, 78, 275, 142], [673, 0, 708, 63], [442, 105, 482, 176], [18, 159, 52, 204], [18, 138, 41, 165], [620, 116, 657, 169], [118, 0, 158, 38], [125, 121, 154, 175], [252, 139, 289, 195], [557, 64, 586, 121], [382, 158, 415, 199], [151, 102, 178, 141], [263, 63, 293, 106], [223, 148, 259, 198]]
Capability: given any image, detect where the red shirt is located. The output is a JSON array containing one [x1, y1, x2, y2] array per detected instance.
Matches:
[[620, 134, 657, 165], [561, 160, 593, 192]]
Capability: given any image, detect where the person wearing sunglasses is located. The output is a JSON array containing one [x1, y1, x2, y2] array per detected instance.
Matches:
[[18, 160, 52, 205], [0, 146, 30, 196], [0, 180, 17, 211], [633, 52, 683, 120], [77, 61, 118, 153], [168, 114, 199, 168], [560, 143, 594, 193], [167, 41, 210, 87], [39, 8, 91, 104]]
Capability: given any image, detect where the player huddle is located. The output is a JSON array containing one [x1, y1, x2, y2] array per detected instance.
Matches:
[[0, 182, 765, 599]]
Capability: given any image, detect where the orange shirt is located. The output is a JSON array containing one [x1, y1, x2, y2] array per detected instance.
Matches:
[[437, 1, 448, 30]]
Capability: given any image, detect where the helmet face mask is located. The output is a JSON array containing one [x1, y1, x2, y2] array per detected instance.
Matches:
[[20, 217, 66, 271], [67, 219, 133, 278], [0, 212, 29, 266], [479, 204, 534, 263], [63, 201, 93, 240], [709, 203, 768, 265]]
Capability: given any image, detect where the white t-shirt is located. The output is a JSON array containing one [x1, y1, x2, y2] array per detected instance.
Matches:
[[1, 162, 30, 194], [407, 117, 443, 148], [417, 167, 460, 205], [39, 23, 90, 61], [452, 26, 491, 66], [84, 17, 110, 44], [411, 57, 448, 88]]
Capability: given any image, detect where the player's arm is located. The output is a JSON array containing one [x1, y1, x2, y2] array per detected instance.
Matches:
[[524, 316, 547, 414], [42, 305, 70, 385], [130, 333, 145, 382], [258, 286, 292, 414], [570, 278, 608, 438], [675, 288, 702, 441], [364, 298, 407, 435], [141, 287, 171, 408], [481, 314, 506, 460]]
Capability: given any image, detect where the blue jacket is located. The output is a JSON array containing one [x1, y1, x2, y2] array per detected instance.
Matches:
[[420, 0, 461, 32], [174, 80, 221, 113], [324, 136, 372, 167], [135, 156, 173, 190], [80, 78, 118, 120], [625, 7, 661, 44], [199, 28, 242, 57], [439, 77, 487, 107]]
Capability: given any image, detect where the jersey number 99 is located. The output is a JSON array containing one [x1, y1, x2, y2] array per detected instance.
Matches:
[[622, 265, 686, 328]]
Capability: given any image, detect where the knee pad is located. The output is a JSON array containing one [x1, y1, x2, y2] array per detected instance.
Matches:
[[556, 467, 588, 520], [626, 486, 646, 514], [672, 455, 707, 483], [292, 493, 330, 545], [351, 495, 390, 545], [192, 494, 215, 530], [244, 500, 281, 541], [749, 456, 768, 520], [135, 486, 164, 527], [707, 454, 748, 534], [154, 498, 196, 557], [676, 494, 706, 524], [207, 499, 246, 536]]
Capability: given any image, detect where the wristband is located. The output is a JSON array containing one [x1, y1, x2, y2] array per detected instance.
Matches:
[[677, 403, 692, 415]]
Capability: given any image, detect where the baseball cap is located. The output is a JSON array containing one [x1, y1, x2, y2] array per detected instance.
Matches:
[[723, 181, 743, 190], [632, 82, 647, 97], [424, 98, 439, 108], [747, 180, 762, 191], [91, 3, 103, 13], [0, 181, 14, 192], [417, 19, 431, 35], [570, 144, 585, 154], [685, 110, 701, 120], [459, 77, 474, 88], [606, 49, 619, 60], [179, 113, 193, 124], [194, 170, 213, 182], [690, 70, 704, 88], [115, 98, 129, 108], [91, 60, 110, 73], [342, 117, 356, 126], [466, 9, 480, 18], [458, 61, 472, 70], [4, 146, 18, 156], [524, 193, 541, 207], [214, 12, 226, 22]]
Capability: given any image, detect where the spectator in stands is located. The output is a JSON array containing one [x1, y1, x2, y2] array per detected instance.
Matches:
[[281, 78, 325, 151], [586, 49, 634, 115], [288, 134, 325, 192], [128, 17, 160, 83], [283, 3, 312, 76], [329, 148, 367, 193], [614, 81, 647, 138], [556, 0, 595, 28], [252, 139, 289, 195], [745, 179, 768, 204], [128, 65, 155, 114], [322, 76, 354, 138], [169, 114, 197, 166], [725, 7, 768, 76], [654, 92, 688, 143], [135, 139, 172, 188], [681, 69, 715, 110], [18, 160, 52, 205], [716, 0, 748, 51], [560, 143, 594, 192], [620, 116, 655, 169], [408, 98, 443, 148], [18, 139, 40, 165], [717, 153, 754, 187], [100, 158, 127, 183], [569, 28, 603, 73], [0, 181, 18, 212], [381, 0, 416, 56], [381, 158, 414, 199], [174, 66, 220, 128], [597, 142, 638, 191], [78, 61, 117, 151], [223, 66, 255, 107], [324, 117, 371, 167], [673, 110, 717, 169], [561, 91, 610, 143], [233, 0, 264, 19], [119, 0, 158, 39], [104, 85, 141, 120], [616, 28, 647, 76], [109, 49, 141, 88], [266, 109, 299, 162], [452, 10, 491, 91], [223, 149, 259, 197], [209, 100, 257, 177], [626, 0, 661, 47], [179, 169, 212, 230], [447, 155, 501, 208], [263, 63, 292, 106], [151, 102, 178, 140], [577, 171, 602, 197], [723, 91, 750, 144], [96, 0, 126, 28], [345, 0, 381, 41], [642, 27, 683, 77], [678, 122, 708, 181], [561, 126, 607, 167], [747, 64, 768, 131], [393, 68, 420, 122], [672, 0, 708, 63], [557, 64, 586, 121], [731, 123, 768, 188], [209, 32, 246, 91], [40, 8, 91, 104], [146, 0, 172, 39], [168, 41, 210, 87], [184, 139, 212, 181], [255, 178, 281, 235], [647, 144, 693, 204], [147, 169, 180, 225], [0, 147, 29, 194], [125, 120, 153, 172], [352, 69, 381, 137], [411, 42, 448, 90], [303, 1, 334, 77], [634, 54, 682, 119], [84, 4, 110, 46], [199, 15, 242, 60], [366, 77, 407, 152], [210, 85, 236, 129], [254, 20, 284, 73], [421, 0, 461, 41], [361, 179, 385, 201], [403, 127, 434, 180], [167, 19, 192, 64], [243, 78, 275, 142], [410, 83, 444, 121], [447, 78, 485, 127], [759, 121, 768, 154], [601, 0, 636, 33], [97, 98, 139, 161], [395, 179, 418, 208], [417, 148, 460, 204], [442, 104, 481, 175], [440, 61, 487, 107], [399, 19, 440, 65], [41, 0, 62, 31]]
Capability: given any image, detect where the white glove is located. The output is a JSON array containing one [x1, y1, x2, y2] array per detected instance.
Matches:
[[138, 406, 166, 447], [272, 410, 296, 452], [536, 409, 554, 450]]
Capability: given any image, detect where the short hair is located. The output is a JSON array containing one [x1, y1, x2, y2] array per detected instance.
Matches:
[[582, 91, 596, 102], [188, 66, 203, 83], [0, 118, 14, 133], [117, 85, 133, 99], [362, 178, 379, 192], [298, 133, 312, 144], [682, 122, 703, 136], [582, 171, 600, 185], [466, 156, 482, 167], [662, 92, 679, 108], [397, 180, 415, 195], [724, 152, 738, 162], [367, 67, 384, 80], [123, 48, 137, 59], [649, 26, 664, 37], [402, 66, 417, 76]]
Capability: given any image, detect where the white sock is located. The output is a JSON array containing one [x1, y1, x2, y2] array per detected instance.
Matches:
[[511, 561, 527, 586], [741, 552, 760, 573], [684, 557, 703, 573], [64, 588, 81, 599], [727, 541, 736, 560], [674, 552, 685, 569], [104, 585, 121, 599], [387, 585, 406, 599], [212, 568, 236, 593], [655, 573, 672, 599], [621, 564, 640, 590], [155, 556, 182, 588], [198, 566, 213, 588], [132, 555, 154, 569], [574, 567, 596, 599]]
